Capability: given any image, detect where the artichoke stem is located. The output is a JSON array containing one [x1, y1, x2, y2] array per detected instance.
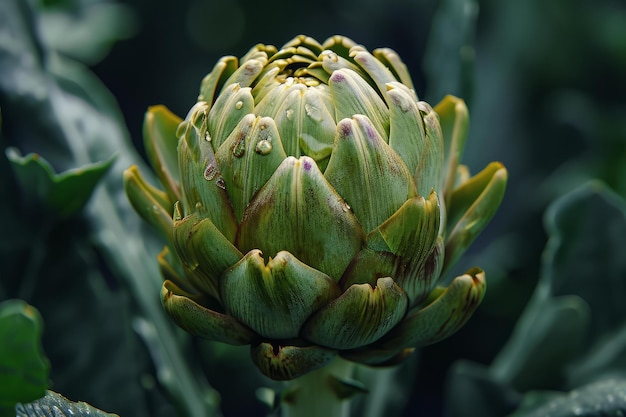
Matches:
[[281, 357, 357, 417]]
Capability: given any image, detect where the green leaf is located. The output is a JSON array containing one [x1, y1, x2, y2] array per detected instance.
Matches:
[[6, 148, 114, 219], [16, 390, 118, 417], [0, 300, 49, 414]]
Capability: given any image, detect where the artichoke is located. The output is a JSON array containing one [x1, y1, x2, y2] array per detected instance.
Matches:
[[124, 35, 507, 380]]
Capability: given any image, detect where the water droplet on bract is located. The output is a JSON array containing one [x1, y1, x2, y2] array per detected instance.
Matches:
[[216, 177, 226, 189], [304, 103, 320, 121], [204, 163, 218, 180], [255, 140, 272, 155], [342, 201, 351, 212], [285, 108, 294, 120], [195, 202, 203, 211], [232, 137, 245, 157], [205, 131, 212, 142], [235, 101, 244, 110]]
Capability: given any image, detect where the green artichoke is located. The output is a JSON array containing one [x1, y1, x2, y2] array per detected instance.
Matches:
[[124, 35, 507, 380]]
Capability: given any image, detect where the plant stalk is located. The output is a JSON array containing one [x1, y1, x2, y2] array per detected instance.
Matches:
[[281, 357, 356, 417]]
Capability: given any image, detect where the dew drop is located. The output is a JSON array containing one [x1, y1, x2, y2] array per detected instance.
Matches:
[[285, 108, 294, 120], [195, 202, 203, 211], [216, 177, 226, 189], [205, 131, 212, 142], [304, 103, 320, 121], [235, 101, 244, 110], [255, 140, 272, 155], [232, 137, 246, 158], [204, 163, 218, 180], [341, 200, 351, 212]]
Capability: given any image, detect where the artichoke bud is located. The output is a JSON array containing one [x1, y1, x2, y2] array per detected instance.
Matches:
[[125, 34, 507, 380]]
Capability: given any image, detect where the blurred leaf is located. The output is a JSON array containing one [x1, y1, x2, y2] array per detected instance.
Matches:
[[16, 390, 118, 417], [446, 182, 626, 416], [445, 360, 521, 417], [509, 377, 626, 417], [6, 148, 113, 219], [567, 323, 626, 386], [490, 182, 626, 390], [541, 182, 626, 340], [424, 0, 478, 104], [490, 295, 590, 391], [0, 1, 220, 416], [0, 300, 49, 417], [38, 1, 138, 65]]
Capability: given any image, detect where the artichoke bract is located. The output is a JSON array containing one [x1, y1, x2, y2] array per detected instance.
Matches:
[[124, 35, 507, 380]]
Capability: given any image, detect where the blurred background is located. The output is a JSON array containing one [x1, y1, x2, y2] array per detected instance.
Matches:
[[1, 0, 625, 415]]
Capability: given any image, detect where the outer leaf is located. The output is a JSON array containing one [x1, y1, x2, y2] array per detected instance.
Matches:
[[6, 148, 114, 219], [434, 95, 469, 200], [325, 116, 417, 233], [143, 105, 182, 203], [351, 48, 397, 101], [173, 210, 243, 300], [373, 48, 414, 90], [221, 57, 265, 90], [444, 162, 507, 272], [366, 193, 440, 268], [16, 390, 118, 417], [215, 114, 287, 221], [269, 84, 336, 164], [123, 165, 173, 240], [329, 69, 390, 140], [250, 342, 336, 381], [221, 250, 341, 339], [0, 300, 49, 412], [237, 156, 365, 280], [177, 106, 238, 241], [303, 277, 408, 350], [207, 83, 255, 151], [378, 268, 486, 349], [161, 280, 256, 345], [387, 83, 443, 198], [198, 56, 238, 105]]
